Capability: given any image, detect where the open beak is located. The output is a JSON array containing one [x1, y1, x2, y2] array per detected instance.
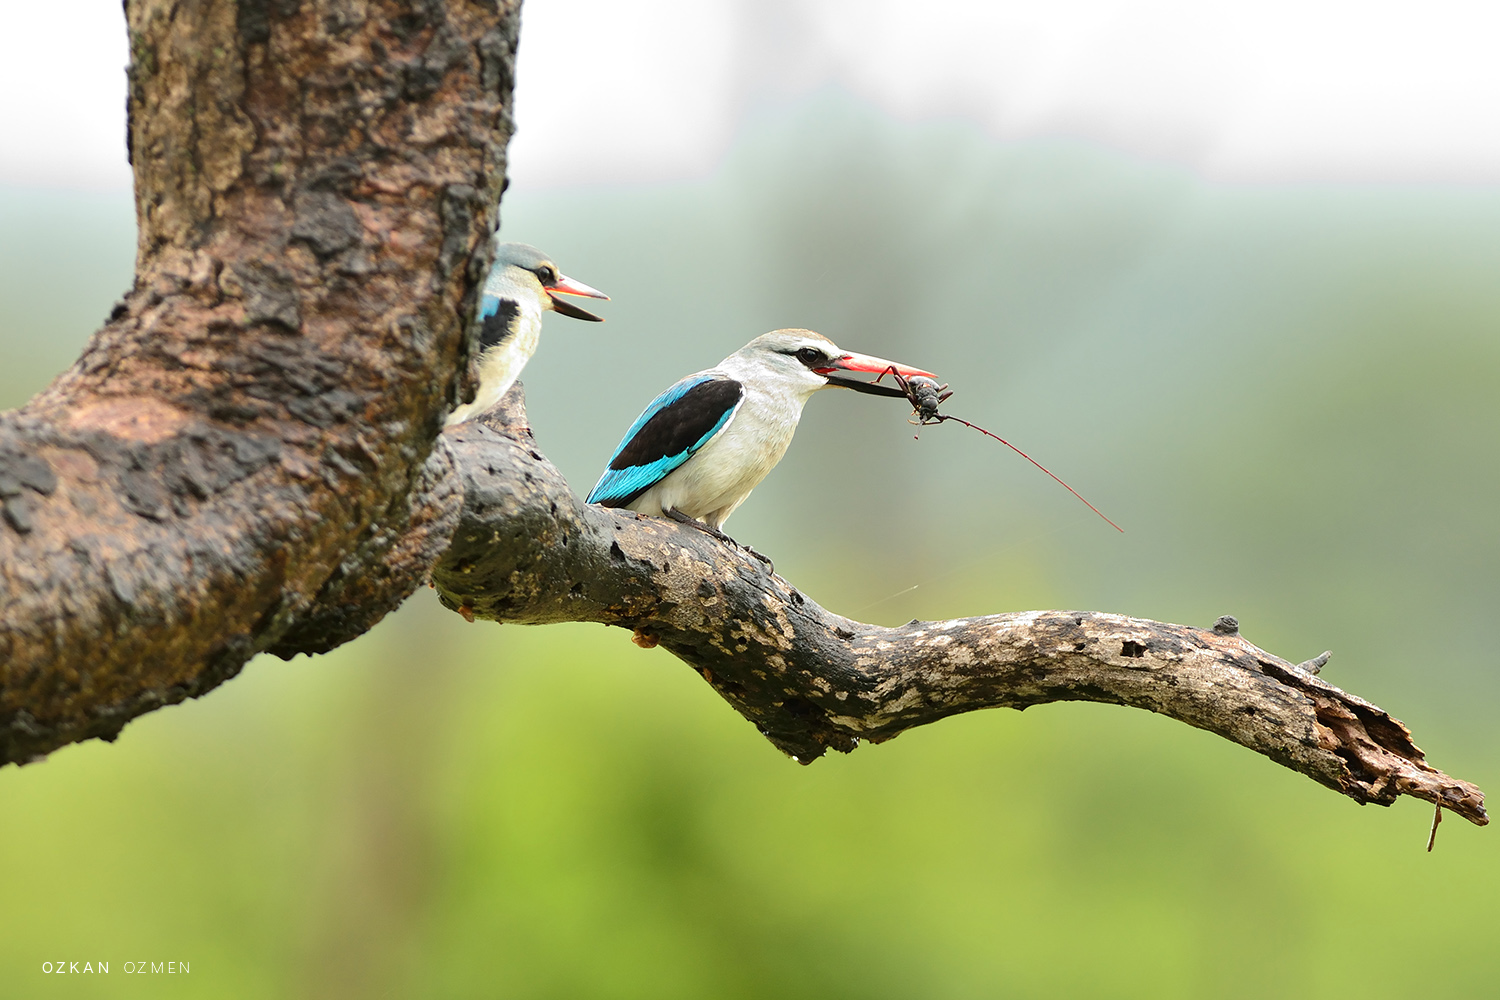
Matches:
[[546, 273, 609, 322], [551, 274, 609, 300], [816, 351, 935, 380]]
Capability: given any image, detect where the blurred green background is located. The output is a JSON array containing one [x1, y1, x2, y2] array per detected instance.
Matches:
[[1, 94, 1496, 997]]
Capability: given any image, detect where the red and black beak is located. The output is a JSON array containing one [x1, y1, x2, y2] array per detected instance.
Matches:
[[819, 351, 936, 397], [545, 273, 609, 322], [822, 352, 934, 379]]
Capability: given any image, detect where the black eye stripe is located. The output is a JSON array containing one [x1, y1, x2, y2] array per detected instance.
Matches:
[[778, 346, 831, 366]]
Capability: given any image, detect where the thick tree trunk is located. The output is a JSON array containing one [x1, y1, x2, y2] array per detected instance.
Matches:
[[0, 1, 1486, 834], [0, 0, 517, 762]]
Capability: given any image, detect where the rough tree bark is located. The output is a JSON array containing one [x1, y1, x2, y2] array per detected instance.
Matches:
[[423, 395, 1486, 825], [0, 1, 1486, 830], [0, 0, 515, 760]]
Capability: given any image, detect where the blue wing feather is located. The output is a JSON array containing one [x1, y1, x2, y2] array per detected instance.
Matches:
[[587, 375, 740, 506]]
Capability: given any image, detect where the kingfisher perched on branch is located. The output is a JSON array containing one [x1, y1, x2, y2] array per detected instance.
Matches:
[[446, 240, 609, 426], [586, 329, 934, 544]]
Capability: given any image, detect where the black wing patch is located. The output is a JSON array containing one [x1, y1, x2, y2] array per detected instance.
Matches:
[[609, 378, 744, 471], [478, 297, 520, 350]]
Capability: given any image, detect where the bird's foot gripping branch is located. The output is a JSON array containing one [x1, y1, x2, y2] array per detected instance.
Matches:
[[429, 389, 1486, 829]]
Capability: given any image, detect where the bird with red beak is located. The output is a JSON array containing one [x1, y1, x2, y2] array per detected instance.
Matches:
[[446, 239, 609, 426], [587, 329, 934, 540]]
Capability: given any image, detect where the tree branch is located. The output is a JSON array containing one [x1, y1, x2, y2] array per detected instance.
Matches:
[[0, 1, 1485, 838], [0, 0, 519, 764], [429, 390, 1488, 827]]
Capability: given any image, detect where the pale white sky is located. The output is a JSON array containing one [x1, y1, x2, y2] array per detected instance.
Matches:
[[3, 0, 1499, 190]]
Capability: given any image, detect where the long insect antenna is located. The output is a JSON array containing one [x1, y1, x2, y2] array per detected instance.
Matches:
[[868, 367, 1123, 531], [940, 414, 1124, 532]]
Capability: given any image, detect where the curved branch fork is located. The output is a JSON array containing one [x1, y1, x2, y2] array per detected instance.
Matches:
[[432, 393, 1487, 828]]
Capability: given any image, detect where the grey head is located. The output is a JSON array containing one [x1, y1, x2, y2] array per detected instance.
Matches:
[[491, 239, 609, 321], [724, 330, 845, 396], [723, 329, 936, 397]]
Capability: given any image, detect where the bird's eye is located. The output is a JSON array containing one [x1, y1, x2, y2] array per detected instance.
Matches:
[[796, 347, 825, 365], [535, 265, 557, 285]]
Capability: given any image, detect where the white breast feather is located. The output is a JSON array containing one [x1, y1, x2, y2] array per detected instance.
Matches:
[[445, 295, 543, 426], [627, 381, 808, 528]]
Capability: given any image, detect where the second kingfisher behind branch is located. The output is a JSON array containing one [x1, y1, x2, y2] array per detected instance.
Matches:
[[586, 329, 934, 548], [446, 239, 609, 427]]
